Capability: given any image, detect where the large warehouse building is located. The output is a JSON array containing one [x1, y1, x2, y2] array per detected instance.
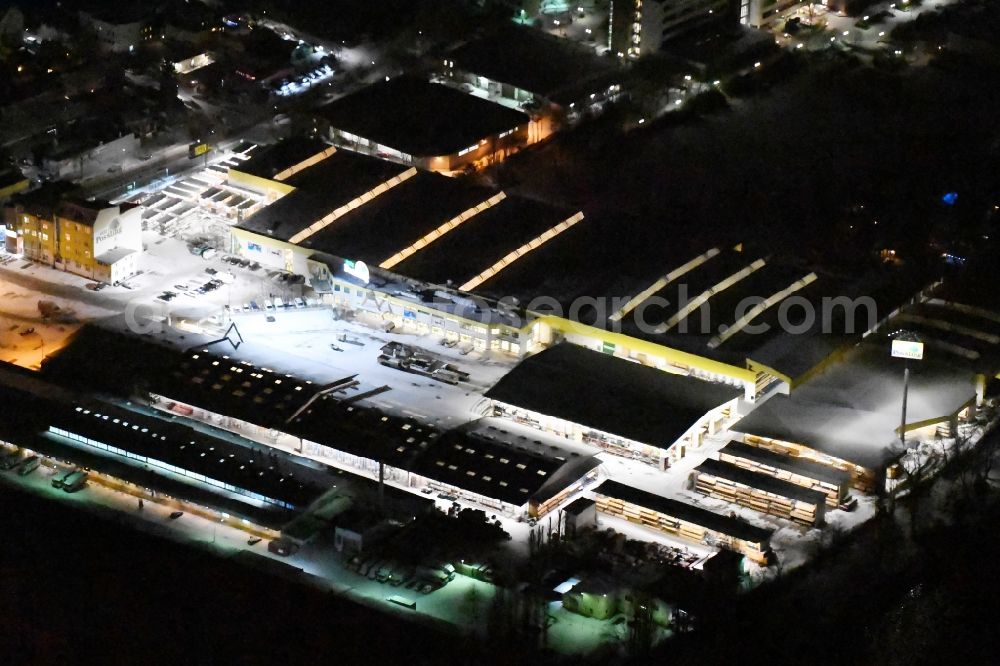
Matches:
[[731, 340, 983, 493], [485, 343, 742, 469], [223, 137, 986, 420], [313, 76, 542, 173], [593, 480, 773, 564], [440, 23, 624, 127], [40, 328, 601, 519]]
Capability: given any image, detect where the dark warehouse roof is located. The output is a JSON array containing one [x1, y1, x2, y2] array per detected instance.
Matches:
[[695, 458, 828, 506], [446, 23, 621, 103], [315, 76, 529, 157], [593, 480, 773, 544], [485, 343, 741, 448]]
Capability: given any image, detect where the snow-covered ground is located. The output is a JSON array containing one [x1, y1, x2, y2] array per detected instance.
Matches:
[[0, 241, 902, 574], [5, 216, 991, 640]]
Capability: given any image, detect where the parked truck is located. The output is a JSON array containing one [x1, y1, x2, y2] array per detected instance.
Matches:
[[61, 470, 89, 493]]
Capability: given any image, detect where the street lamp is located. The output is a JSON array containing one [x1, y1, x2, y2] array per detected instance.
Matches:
[[891, 332, 924, 447]]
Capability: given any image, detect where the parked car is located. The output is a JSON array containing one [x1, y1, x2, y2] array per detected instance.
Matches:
[[294, 297, 306, 308]]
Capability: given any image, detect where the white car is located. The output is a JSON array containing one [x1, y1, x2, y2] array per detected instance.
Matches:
[[294, 297, 306, 308]]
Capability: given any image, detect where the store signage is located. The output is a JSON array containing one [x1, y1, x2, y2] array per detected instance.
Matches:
[[95, 218, 122, 244], [891, 339, 924, 360], [343, 259, 370, 284], [189, 142, 211, 158]]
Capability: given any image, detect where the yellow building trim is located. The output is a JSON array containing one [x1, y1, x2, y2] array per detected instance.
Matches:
[[273, 146, 338, 182], [227, 170, 297, 198], [746, 360, 793, 387], [900, 396, 975, 434], [231, 226, 310, 256], [0, 177, 29, 201], [532, 315, 756, 384]]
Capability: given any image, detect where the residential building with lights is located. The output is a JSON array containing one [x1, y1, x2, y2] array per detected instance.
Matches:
[[79, 8, 155, 52], [4, 193, 142, 284], [745, 0, 801, 26], [610, 0, 741, 58]]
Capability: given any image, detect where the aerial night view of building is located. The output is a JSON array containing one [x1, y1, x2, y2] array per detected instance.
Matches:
[[2, 0, 1000, 664]]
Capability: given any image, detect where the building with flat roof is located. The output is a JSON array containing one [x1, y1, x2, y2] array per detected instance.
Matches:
[[41, 328, 600, 519], [223, 138, 944, 406], [0, 377, 326, 527], [4, 191, 142, 284], [692, 458, 827, 526], [562, 497, 598, 538], [79, 7, 154, 52], [313, 76, 538, 173], [485, 343, 742, 468], [717, 439, 851, 508], [441, 23, 624, 126], [593, 480, 773, 564], [732, 340, 981, 492]]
